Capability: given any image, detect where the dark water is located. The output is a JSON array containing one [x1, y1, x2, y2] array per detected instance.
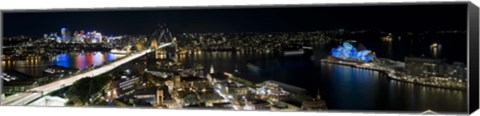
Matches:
[[317, 64, 466, 112], [173, 39, 467, 113], [2, 52, 121, 78], [52, 52, 121, 70]]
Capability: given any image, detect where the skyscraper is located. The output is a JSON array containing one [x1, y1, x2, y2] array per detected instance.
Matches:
[[61, 28, 66, 36], [61, 28, 67, 43]]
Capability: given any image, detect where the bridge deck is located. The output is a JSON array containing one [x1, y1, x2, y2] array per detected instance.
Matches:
[[0, 43, 172, 105]]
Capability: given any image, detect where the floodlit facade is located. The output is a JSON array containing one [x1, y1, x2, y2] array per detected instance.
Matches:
[[331, 42, 375, 62]]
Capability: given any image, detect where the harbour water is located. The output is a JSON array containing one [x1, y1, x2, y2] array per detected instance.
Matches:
[[172, 35, 467, 113]]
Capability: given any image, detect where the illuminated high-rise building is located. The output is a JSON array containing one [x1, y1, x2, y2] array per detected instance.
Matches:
[[66, 29, 72, 43], [61, 28, 66, 36], [89, 31, 102, 43], [61, 28, 67, 43], [95, 32, 102, 43]]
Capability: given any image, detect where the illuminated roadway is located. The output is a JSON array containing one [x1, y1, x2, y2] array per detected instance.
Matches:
[[0, 43, 172, 105]]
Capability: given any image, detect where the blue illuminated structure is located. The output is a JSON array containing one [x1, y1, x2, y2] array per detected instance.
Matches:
[[331, 42, 375, 62], [54, 53, 70, 68]]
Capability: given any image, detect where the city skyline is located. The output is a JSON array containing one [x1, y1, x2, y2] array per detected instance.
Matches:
[[1, 2, 472, 114]]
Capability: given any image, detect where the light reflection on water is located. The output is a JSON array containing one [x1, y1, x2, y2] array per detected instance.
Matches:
[[2, 52, 120, 77], [53, 52, 121, 70]]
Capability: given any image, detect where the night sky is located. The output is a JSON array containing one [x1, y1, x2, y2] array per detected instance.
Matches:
[[2, 3, 467, 37]]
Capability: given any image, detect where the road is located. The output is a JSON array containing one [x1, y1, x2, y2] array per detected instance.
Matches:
[[0, 43, 172, 105]]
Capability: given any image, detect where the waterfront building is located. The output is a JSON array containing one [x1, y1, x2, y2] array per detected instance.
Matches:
[[112, 76, 140, 96], [255, 81, 291, 98], [130, 86, 173, 107], [301, 99, 327, 110], [208, 73, 228, 84], [301, 90, 327, 110], [404, 57, 446, 77], [270, 101, 298, 111], [444, 62, 467, 81], [155, 50, 166, 60]]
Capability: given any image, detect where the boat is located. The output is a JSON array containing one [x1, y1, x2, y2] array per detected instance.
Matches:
[[111, 49, 127, 54], [283, 46, 313, 57], [43, 68, 56, 74], [283, 49, 304, 56]]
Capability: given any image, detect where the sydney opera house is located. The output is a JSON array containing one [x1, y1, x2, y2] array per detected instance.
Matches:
[[330, 42, 376, 62]]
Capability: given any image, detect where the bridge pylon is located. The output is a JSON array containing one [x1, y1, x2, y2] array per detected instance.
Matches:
[[146, 23, 177, 62]]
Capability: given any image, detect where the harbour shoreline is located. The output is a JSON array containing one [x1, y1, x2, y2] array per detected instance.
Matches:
[[320, 58, 467, 91]]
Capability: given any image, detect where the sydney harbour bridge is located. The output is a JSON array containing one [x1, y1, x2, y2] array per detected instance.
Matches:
[[145, 24, 177, 61]]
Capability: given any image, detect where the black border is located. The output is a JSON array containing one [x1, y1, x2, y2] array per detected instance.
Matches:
[[468, 1, 479, 114], [0, 7, 3, 103]]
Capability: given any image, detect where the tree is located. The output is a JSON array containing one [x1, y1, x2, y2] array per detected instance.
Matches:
[[65, 75, 114, 106], [184, 93, 200, 105]]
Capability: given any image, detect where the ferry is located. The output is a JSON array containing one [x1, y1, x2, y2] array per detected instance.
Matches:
[[282, 46, 313, 56], [43, 68, 57, 74], [247, 63, 261, 72], [111, 49, 127, 54], [283, 49, 305, 56]]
